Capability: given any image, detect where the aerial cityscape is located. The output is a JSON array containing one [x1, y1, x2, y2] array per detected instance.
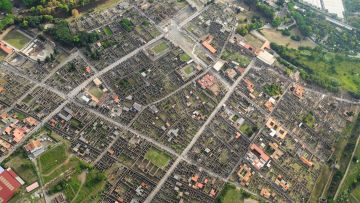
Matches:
[[0, 0, 360, 202]]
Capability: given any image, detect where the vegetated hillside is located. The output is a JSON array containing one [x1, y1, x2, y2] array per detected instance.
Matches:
[[271, 43, 360, 98], [343, 0, 360, 29]]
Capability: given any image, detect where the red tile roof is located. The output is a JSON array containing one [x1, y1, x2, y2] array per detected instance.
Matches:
[[250, 144, 270, 162], [0, 42, 13, 55], [202, 35, 217, 54], [0, 168, 21, 203]]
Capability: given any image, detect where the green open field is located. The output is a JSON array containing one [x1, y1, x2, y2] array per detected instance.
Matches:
[[3, 29, 31, 50], [183, 65, 193, 75], [15, 112, 27, 121], [151, 41, 169, 54], [217, 183, 255, 203], [103, 26, 113, 36], [221, 50, 250, 67], [72, 170, 106, 202], [37, 144, 68, 175], [261, 28, 316, 49], [273, 44, 360, 96], [180, 53, 191, 62], [327, 115, 360, 200], [47, 161, 106, 202], [338, 125, 360, 201], [180, 64, 196, 79], [144, 147, 171, 169], [239, 122, 256, 138], [88, 86, 104, 99], [3, 149, 38, 184], [309, 165, 331, 202]]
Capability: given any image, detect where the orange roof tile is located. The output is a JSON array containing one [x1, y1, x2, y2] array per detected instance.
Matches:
[[0, 139, 11, 149], [0, 113, 8, 119], [4, 127, 12, 134], [13, 128, 25, 143], [250, 144, 270, 161], [0, 41, 13, 55], [191, 175, 199, 182], [202, 35, 217, 54], [113, 94, 120, 104], [85, 66, 91, 73], [24, 139, 42, 152], [210, 189, 217, 197], [293, 84, 304, 98], [25, 117, 38, 126], [300, 156, 313, 167]]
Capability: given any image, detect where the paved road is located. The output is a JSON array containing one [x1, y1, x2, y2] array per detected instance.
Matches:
[[144, 59, 256, 203]]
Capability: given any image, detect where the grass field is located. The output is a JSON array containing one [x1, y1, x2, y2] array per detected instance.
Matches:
[[221, 50, 250, 67], [261, 28, 316, 49], [309, 165, 331, 202], [144, 148, 171, 169], [244, 34, 263, 49], [273, 45, 360, 95], [181, 64, 195, 77], [180, 53, 191, 62], [183, 65, 193, 75], [15, 112, 27, 120], [221, 188, 243, 203], [4, 149, 38, 184], [103, 26, 113, 36], [72, 170, 106, 202], [3, 29, 31, 50], [42, 157, 83, 183], [338, 134, 360, 194], [239, 122, 256, 137], [151, 41, 169, 54], [38, 144, 68, 175], [88, 86, 104, 99], [47, 161, 106, 202], [218, 183, 254, 203]]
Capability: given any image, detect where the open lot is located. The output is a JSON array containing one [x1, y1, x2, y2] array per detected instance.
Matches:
[[3, 149, 38, 184], [261, 28, 316, 49], [144, 148, 171, 169], [37, 144, 68, 175], [3, 29, 32, 50]]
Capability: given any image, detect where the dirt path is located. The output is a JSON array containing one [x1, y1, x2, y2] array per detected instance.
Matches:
[[335, 134, 360, 198], [71, 171, 87, 203], [42, 154, 73, 177]]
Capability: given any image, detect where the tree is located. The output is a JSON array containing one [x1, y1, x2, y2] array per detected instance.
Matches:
[[236, 26, 248, 36], [119, 18, 134, 32], [22, 0, 39, 8], [0, 0, 12, 13], [71, 9, 79, 17], [0, 14, 14, 30], [271, 16, 282, 27]]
